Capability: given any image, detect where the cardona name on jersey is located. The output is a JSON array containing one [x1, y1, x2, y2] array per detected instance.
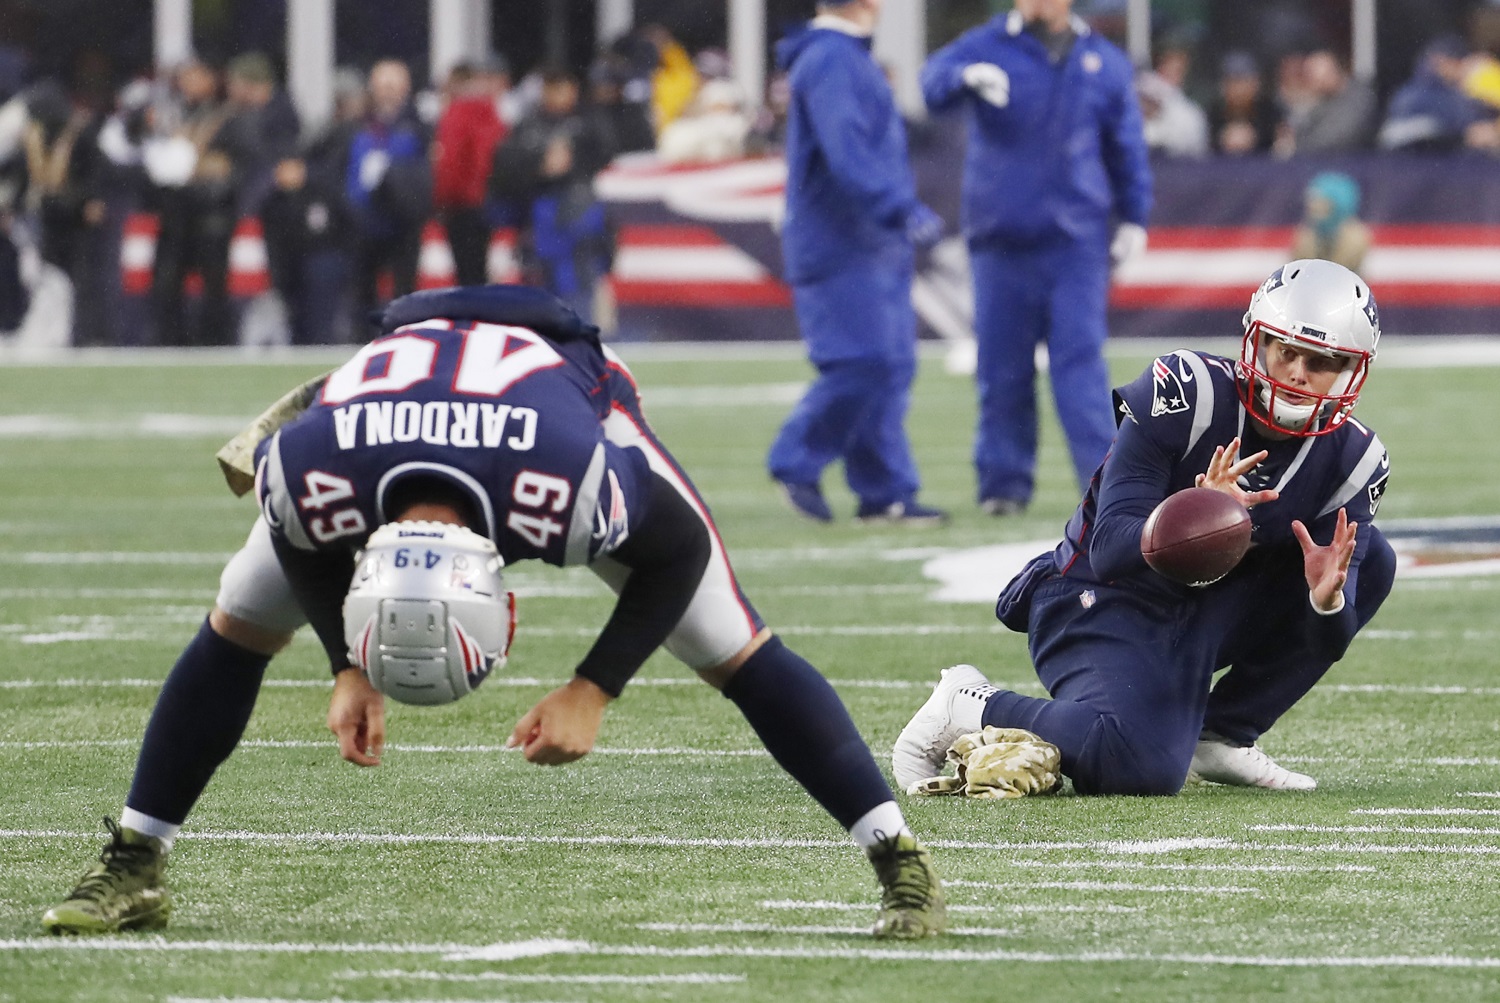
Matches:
[[330, 400, 539, 451]]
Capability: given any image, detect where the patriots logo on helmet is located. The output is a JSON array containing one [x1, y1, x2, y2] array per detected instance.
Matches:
[[1362, 294, 1380, 332], [1260, 267, 1287, 296]]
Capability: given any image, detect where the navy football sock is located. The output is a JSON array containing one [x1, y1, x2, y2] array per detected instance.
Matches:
[[722, 636, 893, 830], [126, 618, 271, 826]]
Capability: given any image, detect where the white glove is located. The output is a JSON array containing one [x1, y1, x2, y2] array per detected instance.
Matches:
[[1109, 222, 1148, 266], [961, 62, 1010, 108]]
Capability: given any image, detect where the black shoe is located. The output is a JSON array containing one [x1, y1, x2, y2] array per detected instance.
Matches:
[[776, 479, 834, 522], [856, 500, 949, 525]]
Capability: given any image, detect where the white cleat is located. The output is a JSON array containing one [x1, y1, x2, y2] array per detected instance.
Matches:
[[1188, 735, 1316, 791], [892, 664, 996, 792]]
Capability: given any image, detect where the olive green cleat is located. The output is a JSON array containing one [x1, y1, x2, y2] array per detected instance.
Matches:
[[41, 818, 172, 934], [868, 832, 946, 939]]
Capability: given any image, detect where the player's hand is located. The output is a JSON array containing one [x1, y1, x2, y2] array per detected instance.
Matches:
[[507, 676, 613, 765], [1194, 437, 1280, 508], [1293, 507, 1357, 613], [328, 667, 385, 767], [961, 62, 1010, 107]]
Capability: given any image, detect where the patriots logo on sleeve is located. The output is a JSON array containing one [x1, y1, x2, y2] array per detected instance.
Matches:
[[1150, 358, 1190, 417], [1367, 471, 1390, 517], [592, 468, 632, 555]]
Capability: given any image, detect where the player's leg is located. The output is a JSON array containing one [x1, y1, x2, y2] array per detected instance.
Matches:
[[898, 578, 1213, 796], [595, 409, 943, 937], [1044, 238, 1116, 494], [42, 517, 304, 934], [970, 241, 1044, 510], [1199, 528, 1397, 775]]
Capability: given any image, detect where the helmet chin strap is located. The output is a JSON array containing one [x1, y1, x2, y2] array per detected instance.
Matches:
[[1256, 380, 1320, 432]]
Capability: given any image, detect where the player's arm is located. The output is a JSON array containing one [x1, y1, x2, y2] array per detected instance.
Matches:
[[269, 534, 386, 766], [508, 471, 711, 764], [1086, 405, 1177, 580], [1292, 439, 1389, 656]]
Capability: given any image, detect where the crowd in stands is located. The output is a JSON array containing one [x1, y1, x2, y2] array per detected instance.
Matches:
[[1138, 32, 1500, 159], [2, 22, 1500, 348]]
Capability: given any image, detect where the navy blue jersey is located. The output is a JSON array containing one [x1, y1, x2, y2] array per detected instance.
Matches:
[[1053, 350, 1390, 599], [255, 319, 651, 568]]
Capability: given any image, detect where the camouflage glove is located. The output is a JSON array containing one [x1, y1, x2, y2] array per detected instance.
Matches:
[[907, 726, 1062, 799], [214, 373, 331, 496]]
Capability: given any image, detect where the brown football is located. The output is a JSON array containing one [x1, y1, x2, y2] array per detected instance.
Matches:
[[1140, 487, 1252, 586]]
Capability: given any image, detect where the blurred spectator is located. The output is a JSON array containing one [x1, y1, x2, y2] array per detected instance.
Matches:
[[433, 61, 507, 286], [588, 52, 656, 155], [21, 79, 107, 339], [145, 59, 237, 346], [642, 25, 699, 133], [344, 59, 432, 333], [0, 83, 32, 332], [213, 53, 301, 216], [491, 65, 615, 323], [1379, 35, 1496, 152], [746, 70, 791, 155], [657, 77, 752, 164], [1208, 51, 1281, 155], [1291, 170, 1370, 274], [1137, 60, 1209, 158], [1282, 49, 1377, 155], [261, 154, 353, 344]]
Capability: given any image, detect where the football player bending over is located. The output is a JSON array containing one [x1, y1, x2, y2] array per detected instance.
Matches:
[[894, 259, 1397, 797], [43, 285, 945, 939]]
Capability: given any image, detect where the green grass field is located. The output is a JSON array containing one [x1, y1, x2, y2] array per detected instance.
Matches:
[[3, 340, 1500, 1002]]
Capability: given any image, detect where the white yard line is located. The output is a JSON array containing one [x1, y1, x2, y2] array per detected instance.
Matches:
[[756, 900, 1139, 915], [12, 827, 1500, 863], [1008, 860, 1376, 874], [636, 923, 1012, 937], [947, 879, 1259, 896], [1253, 823, 1500, 836], [351, 968, 746, 983], [6, 935, 1499, 970], [1353, 808, 1500, 816]]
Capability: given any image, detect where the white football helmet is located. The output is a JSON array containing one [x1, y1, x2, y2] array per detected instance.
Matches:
[[343, 521, 515, 705], [1238, 259, 1379, 437]]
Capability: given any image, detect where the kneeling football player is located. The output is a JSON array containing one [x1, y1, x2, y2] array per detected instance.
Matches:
[[43, 285, 944, 939], [894, 260, 1397, 797]]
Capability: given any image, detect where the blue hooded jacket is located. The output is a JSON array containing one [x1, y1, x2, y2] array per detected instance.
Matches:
[[921, 12, 1152, 245], [777, 22, 923, 284]]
